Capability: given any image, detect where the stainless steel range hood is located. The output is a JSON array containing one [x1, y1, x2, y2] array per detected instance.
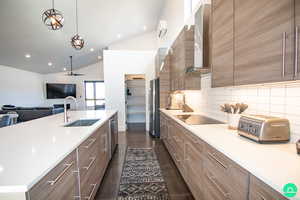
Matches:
[[186, 4, 211, 74]]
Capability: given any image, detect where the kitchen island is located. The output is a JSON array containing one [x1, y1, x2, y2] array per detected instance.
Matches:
[[0, 110, 118, 200]]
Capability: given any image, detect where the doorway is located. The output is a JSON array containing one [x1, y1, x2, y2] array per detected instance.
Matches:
[[125, 74, 146, 131]]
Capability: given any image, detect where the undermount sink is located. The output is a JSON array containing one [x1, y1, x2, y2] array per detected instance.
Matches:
[[64, 119, 100, 127]]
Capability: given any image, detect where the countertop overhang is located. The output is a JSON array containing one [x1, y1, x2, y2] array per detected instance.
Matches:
[[160, 109, 300, 199], [0, 110, 117, 193]]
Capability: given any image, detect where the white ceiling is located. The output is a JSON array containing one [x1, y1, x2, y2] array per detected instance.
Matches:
[[0, 0, 164, 74]]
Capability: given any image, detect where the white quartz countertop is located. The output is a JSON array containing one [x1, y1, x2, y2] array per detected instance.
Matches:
[[161, 109, 300, 200], [0, 110, 117, 194]]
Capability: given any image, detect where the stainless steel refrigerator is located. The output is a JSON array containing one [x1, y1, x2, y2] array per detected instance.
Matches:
[[149, 78, 160, 138]]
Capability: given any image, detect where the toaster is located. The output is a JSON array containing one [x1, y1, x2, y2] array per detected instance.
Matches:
[[237, 115, 290, 143]]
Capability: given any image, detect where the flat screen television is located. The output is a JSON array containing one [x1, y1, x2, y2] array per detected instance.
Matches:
[[46, 83, 76, 99]]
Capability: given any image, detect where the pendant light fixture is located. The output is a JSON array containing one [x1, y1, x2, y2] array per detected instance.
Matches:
[[71, 0, 84, 50], [42, 0, 64, 30]]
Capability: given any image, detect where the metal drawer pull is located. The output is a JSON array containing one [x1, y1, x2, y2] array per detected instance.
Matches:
[[295, 26, 299, 77], [84, 184, 97, 200], [83, 138, 96, 149], [207, 152, 228, 169], [48, 162, 74, 186], [207, 174, 229, 198], [282, 32, 287, 77], [257, 192, 266, 200], [83, 157, 96, 170]]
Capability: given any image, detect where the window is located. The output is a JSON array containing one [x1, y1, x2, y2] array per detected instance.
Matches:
[[84, 81, 105, 109]]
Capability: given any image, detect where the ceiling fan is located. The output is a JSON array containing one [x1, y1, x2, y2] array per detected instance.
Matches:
[[65, 56, 84, 76]]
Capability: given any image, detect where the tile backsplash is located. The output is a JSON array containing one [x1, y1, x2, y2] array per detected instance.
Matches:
[[184, 74, 300, 143]]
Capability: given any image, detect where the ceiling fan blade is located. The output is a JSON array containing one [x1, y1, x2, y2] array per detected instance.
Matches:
[[65, 73, 85, 76]]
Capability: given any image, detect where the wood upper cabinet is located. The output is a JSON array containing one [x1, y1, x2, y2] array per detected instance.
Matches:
[[234, 0, 294, 85], [249, 175, 288, 200], [169, 25, 201, 91], [211, 0, 234, 88], [159, 54, 171, 108], [295, 0, 300, 79]]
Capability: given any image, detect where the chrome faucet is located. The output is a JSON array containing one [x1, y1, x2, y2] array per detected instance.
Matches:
[[64, 96, 78, 123]]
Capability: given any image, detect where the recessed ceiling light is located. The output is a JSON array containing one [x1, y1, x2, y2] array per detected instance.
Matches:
[[63, 67, 67, 71], [143, 25, 147, 31], [25, 54, 31, 58], [117, 34, 122, 39], [90, 48, 94, 52], [48, 62, 53, 66]]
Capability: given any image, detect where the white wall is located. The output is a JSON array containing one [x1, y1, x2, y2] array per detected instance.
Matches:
[[109, 31, 158, 51], [183, 74, 300, 143], [159, 0, 185, 47], [103, 50, 156, 131], [42, 62, 104, 109], [158, 0, 207, 48], [0, 65, 44, 107]]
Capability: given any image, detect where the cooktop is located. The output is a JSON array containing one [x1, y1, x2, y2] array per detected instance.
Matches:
[[175, 114, 224, 125]]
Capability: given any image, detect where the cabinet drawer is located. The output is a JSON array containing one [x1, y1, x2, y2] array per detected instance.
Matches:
[[80, 167, 99, 200], [204, 166, 231, 200], [28, 150, 77, 200], [78, 132, 99, 164], [249, 175, 288, 200], [184, 128, 204, 154], [204, 144, 249, 200]]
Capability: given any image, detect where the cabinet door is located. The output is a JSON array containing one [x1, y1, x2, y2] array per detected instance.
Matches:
[[185, 136, 204, 200], [296, 0, 300, 79], [159, 55, 171, 108], [235, 0, 294, 85], [211, 0, 234, 87], [170, 47, 176, 91], [184, 26, 201, 90]]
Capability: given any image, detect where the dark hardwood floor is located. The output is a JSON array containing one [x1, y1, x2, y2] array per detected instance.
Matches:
[[94, 130, 194, 200]]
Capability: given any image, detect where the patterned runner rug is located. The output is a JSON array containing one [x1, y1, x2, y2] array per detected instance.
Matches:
[[117, 148, 169, 200]]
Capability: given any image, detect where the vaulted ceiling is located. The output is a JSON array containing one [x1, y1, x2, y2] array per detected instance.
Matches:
[[0, 0, 164, 74]]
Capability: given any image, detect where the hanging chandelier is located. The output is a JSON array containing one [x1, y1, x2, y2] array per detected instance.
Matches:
[[42, 0, 64, 30], [71, 0, 84, 50]]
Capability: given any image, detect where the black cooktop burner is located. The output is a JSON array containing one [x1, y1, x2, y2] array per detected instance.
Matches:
[[175, 114, 224, 125]]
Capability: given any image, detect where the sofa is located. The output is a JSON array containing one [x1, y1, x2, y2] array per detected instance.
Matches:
[[0, 106, 64, 123]]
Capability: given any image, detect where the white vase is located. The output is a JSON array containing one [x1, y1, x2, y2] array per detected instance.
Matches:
[[227, 114, 241, 130]]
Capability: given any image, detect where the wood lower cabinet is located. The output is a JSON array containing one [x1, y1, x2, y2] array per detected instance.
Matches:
[[27, 114, 118, 200], [211, 0, 234, 88], [249, 175, 288, 200], [184, 131, 205, 200], [160, 112, 275, 200], [295, 0, 300, 79], [203, 144, 249, 200], [234, 0, 294, 85], [28, 150, 78, 200]]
